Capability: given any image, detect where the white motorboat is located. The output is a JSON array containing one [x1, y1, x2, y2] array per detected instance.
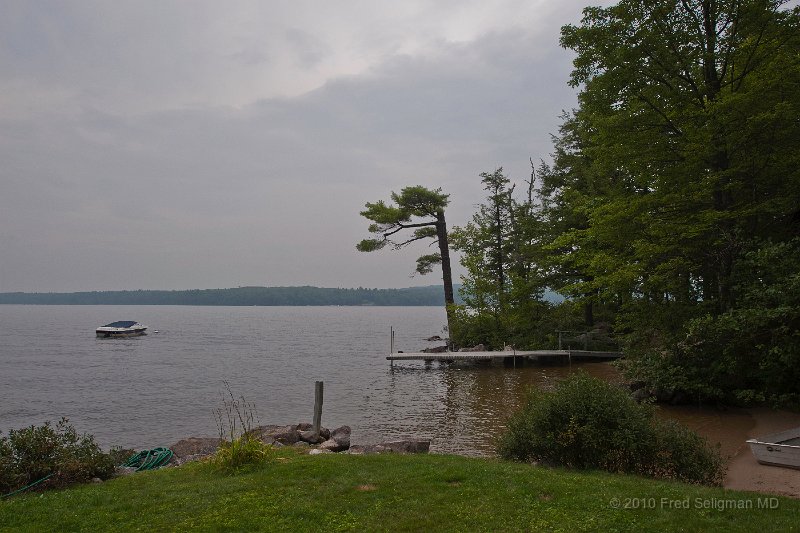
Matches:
[[96, 321, 148, 338], [746, 427, 800, 469]]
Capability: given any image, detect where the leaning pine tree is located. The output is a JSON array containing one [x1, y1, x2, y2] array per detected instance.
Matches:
[[357, 186, 455, 334]]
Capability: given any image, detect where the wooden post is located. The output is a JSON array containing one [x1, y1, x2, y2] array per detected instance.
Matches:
[[390, 326, 394, 367], [312, 381, 324, 441]]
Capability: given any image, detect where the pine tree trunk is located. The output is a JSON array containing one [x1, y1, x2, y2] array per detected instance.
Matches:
[[436, 210, 455, 333]]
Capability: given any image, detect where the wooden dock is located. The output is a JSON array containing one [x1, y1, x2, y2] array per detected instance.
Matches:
[[387, 349, 621, 364]]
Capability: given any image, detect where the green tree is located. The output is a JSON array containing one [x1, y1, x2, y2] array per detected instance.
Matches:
[[451, 169, 515, 311], [558, 0, 800, 312], [357, 186, 455, 330], [450, 167, 553, 349], [548, 0, 800, 402]]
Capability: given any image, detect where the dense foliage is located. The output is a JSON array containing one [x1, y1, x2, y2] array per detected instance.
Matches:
[[498, 374, 725, 485], [451, 0, 800, 405], [450, 168, 552, 349], [0, 419, 115, 495]]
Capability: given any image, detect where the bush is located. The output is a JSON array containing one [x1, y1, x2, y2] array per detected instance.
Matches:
[[498, 374, 724, 485], [647, 420, 725, 486], [211, 383, 273, 474], [211, 435, 274, 474], [0, 418, 115, 495]]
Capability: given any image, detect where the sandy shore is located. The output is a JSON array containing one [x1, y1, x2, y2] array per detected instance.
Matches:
[[723, 408, 800, 498]]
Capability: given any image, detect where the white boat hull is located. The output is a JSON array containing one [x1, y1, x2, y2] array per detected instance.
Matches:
[[746, 427, 800, 469], [96, 321, 148, 338], [95, 328, 147, 338]]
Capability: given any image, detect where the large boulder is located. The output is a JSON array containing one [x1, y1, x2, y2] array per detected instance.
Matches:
[[169, 437, 222, 459], [331, 425, 351, 449], [298, 426, 331, 444], [319, 438, 342, 451], [250, 424, 299, 445], [299, 430, 323, 444], [319, 425, 351, 452]]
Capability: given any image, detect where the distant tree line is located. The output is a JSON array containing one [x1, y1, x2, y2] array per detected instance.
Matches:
[[0, 286, 467, 307]]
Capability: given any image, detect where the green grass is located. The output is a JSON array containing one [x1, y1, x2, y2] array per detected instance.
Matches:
[[1, 451, 797, 532]]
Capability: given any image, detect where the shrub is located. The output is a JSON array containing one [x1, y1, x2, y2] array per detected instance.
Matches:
[[211, 383, 273, 474], [647, 420, 725, 486], [498, 373, 725, 485], [0, 418, 115, 495], [211, 435, 274, 474]]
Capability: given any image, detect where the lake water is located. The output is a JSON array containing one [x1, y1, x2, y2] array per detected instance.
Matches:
[[0, 304, 787, 463], [0, 305, 626, 454]]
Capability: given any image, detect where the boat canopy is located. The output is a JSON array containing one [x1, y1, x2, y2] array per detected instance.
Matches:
[[102, 321, 139, 328]]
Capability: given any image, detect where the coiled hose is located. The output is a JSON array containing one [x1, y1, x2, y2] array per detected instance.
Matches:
[[123, 447, 174, 471]]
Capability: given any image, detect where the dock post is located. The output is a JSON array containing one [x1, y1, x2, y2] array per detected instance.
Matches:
[[312, 381, 324, 441], [390, 326, 395, 367]]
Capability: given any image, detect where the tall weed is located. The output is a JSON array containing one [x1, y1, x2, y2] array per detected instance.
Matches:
[[211, 383, 273, 474]]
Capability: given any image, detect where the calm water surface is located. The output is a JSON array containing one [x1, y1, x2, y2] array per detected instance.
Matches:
[[0, 305, 759, 457]]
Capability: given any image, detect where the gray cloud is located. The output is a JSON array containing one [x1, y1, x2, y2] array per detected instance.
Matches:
[[0, 1, 601, 292]]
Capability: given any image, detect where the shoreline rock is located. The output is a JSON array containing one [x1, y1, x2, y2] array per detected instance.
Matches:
[[161, 423, 430, 470], [348, 440, 431, 455]]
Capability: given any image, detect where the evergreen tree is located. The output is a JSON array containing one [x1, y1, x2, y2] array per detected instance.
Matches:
[[357, 186, 455, 331], [451, 168, 550, 348]]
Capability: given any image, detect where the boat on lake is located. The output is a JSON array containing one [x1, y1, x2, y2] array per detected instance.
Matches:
[[746, 427, 800, 469], [96, 321, 148, 338]]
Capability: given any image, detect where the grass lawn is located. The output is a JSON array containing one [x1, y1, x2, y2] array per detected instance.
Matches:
[[1, 451, 798, 532]]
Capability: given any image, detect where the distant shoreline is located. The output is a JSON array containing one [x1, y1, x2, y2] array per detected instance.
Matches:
[[0, 285, 469, 307]]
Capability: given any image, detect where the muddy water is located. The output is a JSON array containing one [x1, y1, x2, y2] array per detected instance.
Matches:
[[404, 360, 626, 455], [431, 359, 800, 497], [420, 358, 755, 459]]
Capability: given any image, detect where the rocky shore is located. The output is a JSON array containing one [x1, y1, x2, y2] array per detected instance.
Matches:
[[160, 423, 431, 468], [112, 416, 800, 499]]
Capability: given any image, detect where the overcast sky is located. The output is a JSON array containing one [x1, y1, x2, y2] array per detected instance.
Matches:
[[1, 0, 601, 292]]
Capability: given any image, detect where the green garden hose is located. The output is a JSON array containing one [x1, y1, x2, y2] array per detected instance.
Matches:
[[1, 473, 54, 499], [123, 448, 174, 471]]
